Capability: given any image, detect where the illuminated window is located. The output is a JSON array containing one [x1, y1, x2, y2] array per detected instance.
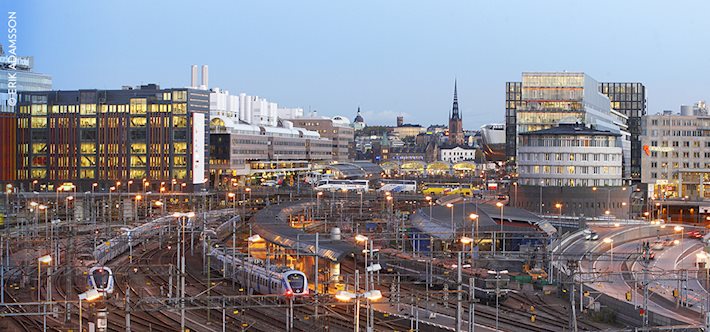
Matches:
[[80, 169, 95, 179], [130, 156, 146, 167], [174, 169, 187, 179], [80, 104, 97, 115], [31, 117, 47, 128], [80, 156, 95, 167], [173, 156, 187, 166], [163, 92, 172, 101], [174, 142, 188, 154], [173, 116, 187, 128], [80, 118, 96, 128], [31, 169, 47, 178], [173, 103, 187, 114], [31, 104, 47, 115], [130, 117, 147, 127], [80, 143, 96, 154], [172, 90, 187, 102], [130, 170, 146, 179], [130, 98, 147, 114], [32, 143, 47, 154], [130, 143, 147, 154]]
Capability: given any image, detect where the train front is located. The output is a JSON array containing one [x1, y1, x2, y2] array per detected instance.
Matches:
[[282, 271, 308, 297]]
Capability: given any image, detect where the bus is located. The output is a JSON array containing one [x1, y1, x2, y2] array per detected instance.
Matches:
[[314, 179, 369, 192], [421, 183, 475, 197], [304, 172, 332, 185], [378, 179, 417, 193]]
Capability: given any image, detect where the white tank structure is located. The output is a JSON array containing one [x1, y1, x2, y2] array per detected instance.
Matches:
[[190, 65, 198, 88], [200, 65, 209, 90]]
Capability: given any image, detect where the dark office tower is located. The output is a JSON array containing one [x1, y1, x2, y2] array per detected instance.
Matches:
[[16, 84, 210, 191], [505, 81, 523, 165], [599, 82, 646, 182], [448, 80, 464, 145]]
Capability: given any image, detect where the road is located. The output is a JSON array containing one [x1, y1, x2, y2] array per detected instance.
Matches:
[[560, 224, 705, 326]]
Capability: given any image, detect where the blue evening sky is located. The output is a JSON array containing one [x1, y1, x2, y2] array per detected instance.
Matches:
[[5, 0, 710, 127]]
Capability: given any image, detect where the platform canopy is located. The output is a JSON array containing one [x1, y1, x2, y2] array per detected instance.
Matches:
[[452, 161, 476, 171]]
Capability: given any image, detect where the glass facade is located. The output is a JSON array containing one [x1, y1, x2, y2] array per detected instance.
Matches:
[[599, 82, 646, 182], [16, 85, 209, 191]]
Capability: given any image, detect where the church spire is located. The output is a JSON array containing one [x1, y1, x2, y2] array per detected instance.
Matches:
[[451, 79, 460, 120]]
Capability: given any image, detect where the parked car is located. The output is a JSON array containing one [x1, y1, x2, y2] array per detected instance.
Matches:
[[261, 180, 279, 187], [662, 238, 675, 246]]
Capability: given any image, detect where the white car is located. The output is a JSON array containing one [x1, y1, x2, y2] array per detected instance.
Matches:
[[261, 180, 279, 187], [583, 229, 599, 241], [651, 241, 664, 250]]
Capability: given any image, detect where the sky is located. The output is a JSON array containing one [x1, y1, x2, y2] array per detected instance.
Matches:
[[5, 0, 710, 128]]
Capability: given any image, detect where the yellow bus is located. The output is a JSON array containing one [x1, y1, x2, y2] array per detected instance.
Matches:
[[421, 183, 475, 197]]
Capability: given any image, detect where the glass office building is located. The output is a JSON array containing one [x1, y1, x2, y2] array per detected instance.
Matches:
[[599, 82, 646, 182], [16, 84, 210, 191]]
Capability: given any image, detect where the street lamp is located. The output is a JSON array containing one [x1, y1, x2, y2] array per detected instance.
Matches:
[[78, 289, 102, 332], [555, 203, 562, 223], [446, 203, 455, 239], [675, 226, 684, 251], [469, 213, 479, 243], [335, 277, 382, 332], [496, 202, 504, 254], [461, 236, 474, 267], [227, 192, 236, 212], [37, 255, 52, 302], [603, 238, 614, 263]]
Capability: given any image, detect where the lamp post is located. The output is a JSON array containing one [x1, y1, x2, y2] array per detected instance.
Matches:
[[155, 200, 164, 216], [316, 191, 323, 218], [134, 194, 142, 222], [335, 271, 382, 332], [603, 238, 614, 264], [227, 192, 236, 212], [127, 180, 133, 194], [425, 196, 432, 224], [446, 203, 455, 240], [487, 269, 509, 332], [37, 255, 51, 302], [461, 236, 474, 267], [496, 202, 504, 254], [675, 225, 684, 251], [469, 213, 479, 244], [78, 289, 102, 332], [643, 211, 650, 223], [555, 203, 562, 223], [172, 211, 195, 332]]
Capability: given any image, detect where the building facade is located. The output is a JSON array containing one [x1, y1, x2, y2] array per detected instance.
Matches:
[[599, 82, 646, 182], [514, 123, 629, 218], [641, 111, 710, 201], [0, 47, 53, 114], [209, 117, 331, 186], [285, 115, 354, 162], [505, 72, 631, 178], [16, 84, 210, 191], [439, 145, 477, 163]]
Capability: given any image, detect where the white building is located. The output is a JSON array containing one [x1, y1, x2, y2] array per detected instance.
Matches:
[[440, 145, 477, 163], [517, 122, 623, 187]]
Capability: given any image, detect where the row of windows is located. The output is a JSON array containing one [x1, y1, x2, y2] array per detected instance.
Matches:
[[518, 178, 622, 187], [520, 165, 621, 175], [649, 140, 704, 148], [521, 135, 616, 148], [519, 152, 619, 162], [650, 119, 710, 127], [20, 103, 188, 115], [648, 151, 709, 159]]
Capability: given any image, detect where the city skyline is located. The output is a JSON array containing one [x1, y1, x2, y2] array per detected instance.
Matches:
[[7, 0, 710, 128]]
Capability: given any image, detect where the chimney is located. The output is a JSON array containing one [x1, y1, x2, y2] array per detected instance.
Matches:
[[191, 65, 198, 88], [201, 65, 209, 89]]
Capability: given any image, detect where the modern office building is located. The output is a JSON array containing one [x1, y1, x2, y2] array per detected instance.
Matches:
[[209, 116, 332, 187], [515, 122, 629, 217], [599, 82, 647, 182], [641, 110, 710, 201], [284, 114, 355, 162], [505, 72, 632, 179], [0, 45, 53, 114], [16, 84, 210, 191]]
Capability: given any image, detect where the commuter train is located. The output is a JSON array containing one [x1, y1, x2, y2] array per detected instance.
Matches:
[[209, 248, 308, 297], [88, 266, 115, 295]]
